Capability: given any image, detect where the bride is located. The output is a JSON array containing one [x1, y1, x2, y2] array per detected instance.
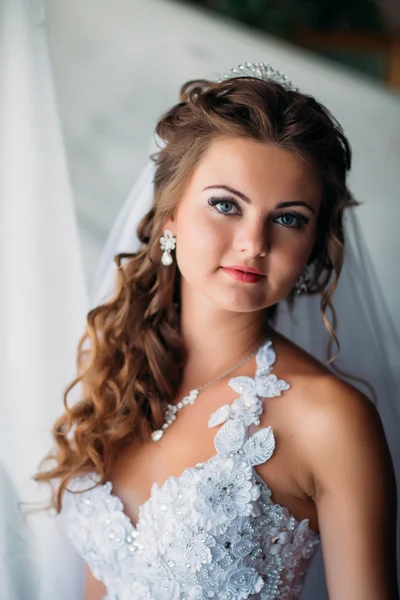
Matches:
[[35, 63, 399, 599]]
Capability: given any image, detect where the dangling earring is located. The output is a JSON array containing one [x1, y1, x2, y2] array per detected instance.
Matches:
[[294, 265, 310, 296], [159, 229, 176, 266]]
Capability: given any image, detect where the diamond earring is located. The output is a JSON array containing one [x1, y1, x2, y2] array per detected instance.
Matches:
[[159, 229, 176, 266], [294, 266, 310, 296]]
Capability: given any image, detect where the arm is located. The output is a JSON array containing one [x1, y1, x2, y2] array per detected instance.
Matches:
[[303, 377, 398, 599], [84, 565, 107, 600]]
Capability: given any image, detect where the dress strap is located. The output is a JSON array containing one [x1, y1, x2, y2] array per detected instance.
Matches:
[[208, 336, 290, 430]]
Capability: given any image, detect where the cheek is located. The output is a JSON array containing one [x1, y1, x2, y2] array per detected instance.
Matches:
[[269, 230, 316, 288], [175, 207, 227, 267], [279, 235, 313, 266]]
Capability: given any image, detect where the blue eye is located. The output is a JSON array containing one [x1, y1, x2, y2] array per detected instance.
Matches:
[[274, 212, 309, 229], [218, 202, 236, 214], [208, 197, 241, 216]]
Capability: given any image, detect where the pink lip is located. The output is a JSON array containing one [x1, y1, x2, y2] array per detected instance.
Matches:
[[223, 265, 266, 276], [221, 266, 266, 284]]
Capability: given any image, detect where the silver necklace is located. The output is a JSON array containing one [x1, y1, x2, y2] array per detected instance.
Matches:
[[151, 344, 260, 442]]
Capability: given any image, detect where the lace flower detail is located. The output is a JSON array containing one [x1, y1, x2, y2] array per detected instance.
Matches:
[[229, 373, 290, 400], [195, 457, 259, 535], [92, 511, 133, 554], [186, 586, 205, 600], [120, 581, 154, 600], [255, 339, 277, 376], [226, 565, 265, 600], [160, 523, 215, 571], [195, 564, 228, 597], [218, 519, 260, 559], [63, 476, 134, 569], [133, 554, 182, 599], [230, 394, 263, 426], [208, 339, 289, 430], [208, 393, 263, 429], [260, 505, 320, 573]]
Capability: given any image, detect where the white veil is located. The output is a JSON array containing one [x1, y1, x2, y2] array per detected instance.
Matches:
[[90, 145, 400, 598]]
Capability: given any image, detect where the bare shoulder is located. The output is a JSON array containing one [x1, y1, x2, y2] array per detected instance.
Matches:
[[295, 361, 387, 465], [272, 331, 392, 489], [273, 329, 382, 430], [294, 361, 383, 445]]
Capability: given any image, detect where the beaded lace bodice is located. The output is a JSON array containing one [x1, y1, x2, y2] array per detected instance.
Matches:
[[61, 338, 320, 599]]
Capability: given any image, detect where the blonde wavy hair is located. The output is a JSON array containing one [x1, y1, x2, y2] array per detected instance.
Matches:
[[34, 77, 356, 511]]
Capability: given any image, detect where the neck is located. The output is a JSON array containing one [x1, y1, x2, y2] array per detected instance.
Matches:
[[179, 284, 270, 384]]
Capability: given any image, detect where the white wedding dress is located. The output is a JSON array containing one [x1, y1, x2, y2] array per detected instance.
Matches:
[[60, 337, 321, 600]]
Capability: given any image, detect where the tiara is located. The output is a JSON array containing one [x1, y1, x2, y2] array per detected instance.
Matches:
[[217, 61, 296, 91]]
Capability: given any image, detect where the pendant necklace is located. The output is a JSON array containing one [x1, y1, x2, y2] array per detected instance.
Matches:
[[151, 344, 260, 442]]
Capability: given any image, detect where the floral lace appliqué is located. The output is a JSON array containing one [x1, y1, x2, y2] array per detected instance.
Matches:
[[208, 339, 290, 429]]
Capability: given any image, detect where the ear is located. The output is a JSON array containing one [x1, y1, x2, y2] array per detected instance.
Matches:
[[162, 214, 175, 234]]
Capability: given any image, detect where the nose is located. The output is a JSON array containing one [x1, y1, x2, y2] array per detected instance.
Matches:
[[235, 218, 269, 258]]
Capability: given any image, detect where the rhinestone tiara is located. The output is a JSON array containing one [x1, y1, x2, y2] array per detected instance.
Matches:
[[217, 61, 296, 91]]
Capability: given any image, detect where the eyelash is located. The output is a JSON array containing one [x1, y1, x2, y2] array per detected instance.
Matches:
[[207, 197, 310, 229]]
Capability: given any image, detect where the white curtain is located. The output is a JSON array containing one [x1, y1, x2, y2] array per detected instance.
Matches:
[[0, 1, 87, 598]]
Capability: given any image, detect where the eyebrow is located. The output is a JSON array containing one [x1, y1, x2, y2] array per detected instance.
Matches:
[[203, 184, 316, 215]]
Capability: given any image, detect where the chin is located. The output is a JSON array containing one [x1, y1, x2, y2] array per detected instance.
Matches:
[[212, 289, 270, 314]]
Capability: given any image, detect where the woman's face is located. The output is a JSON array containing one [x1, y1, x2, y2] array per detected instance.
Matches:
[[164, 137, 322, 314]]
